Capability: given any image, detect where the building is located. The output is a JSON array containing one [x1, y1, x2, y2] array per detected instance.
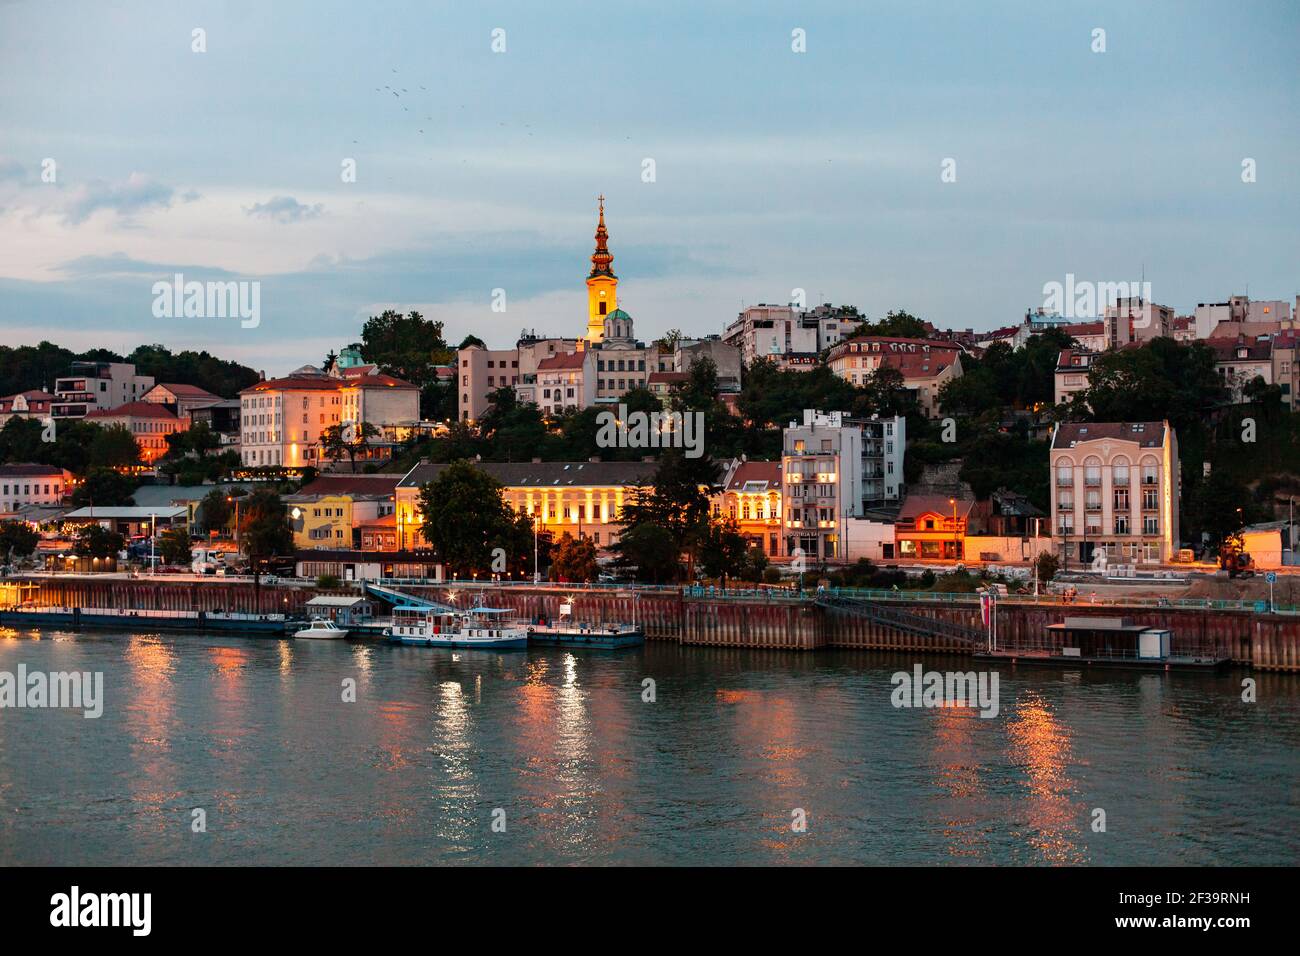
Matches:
[[826, 337, 964, 418], [457, 344, 523, 422], [717, 459, 784, 558], [85, 401, 183, 466], [647, 371, 688, 398], [858, 415, 906, 506], [0, 464, 71, 513], [141, 382, 223, 418], [284, 474, 402, 550], [0, 390, 56, 430], [1208, 334, 1273, 401], [781, 410, 863, 561], [894, 495, 975, 562], [509, 335, 582, 412], [1061, 321, 1106, 352], [1272, 331, 1298, 408], [536, 351, 596, 416], [1054, 348, 1098, 406], [1104, 297, 1174, 347], [721, 302, 856, 367], [1170, 316, 1196, 343], [188, 399, 242, 443], [62, 505, 188, 537], [1194, 295, 1293, 340], [1049, 420, 1180, 567], [52, 361, 155, 419], [237, 369, 419, 468], [395, 459, 657, 554]]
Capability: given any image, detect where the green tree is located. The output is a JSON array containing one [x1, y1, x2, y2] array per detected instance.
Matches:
[[610, 521, 680, 584], [698, 517, 752, 588], [550, 533, 599, 582], [70, 468, 138, 507], [74, 524, 124, 558], [0, 520, 39, 559], [238, 490, 294, 566], [158, 527, 192, 565], [615, 450, 722, 580], [415, 460, 522, 577], [359, 309, 453, 386], [1034, 551, 1060, 583], [196, 488, 234, 534], [88, 424, 142, 470], [321, 421, 381, 469]]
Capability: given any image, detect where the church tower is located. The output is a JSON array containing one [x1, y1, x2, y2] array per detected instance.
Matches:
[[585, 195, 617, 344]]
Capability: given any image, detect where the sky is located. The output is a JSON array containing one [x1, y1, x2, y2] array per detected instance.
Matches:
[[1, 0, 1297, 375]]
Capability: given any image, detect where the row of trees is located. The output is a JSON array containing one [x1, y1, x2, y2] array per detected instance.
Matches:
[[0, 342, 259, 399]]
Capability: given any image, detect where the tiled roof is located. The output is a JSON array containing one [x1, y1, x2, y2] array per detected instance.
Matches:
[[86, 401, 180, 420], [1206, 337, 1273, 361], [1051, 421, 1167, 449], [399, 459, 657, 489], [241, 376, 342, 394], [1055, 348, 1096, 370], [725, 460, 781, 492], [153, 383, 221, 399], [0, 463, 68, 477], [1062, 321, 1104, 337], [0, 390, 55, 412], [898, 495, 976, 521], [537, 352, 588, 371], [648, 371, 688, 384], [294, 474, 404, 498]]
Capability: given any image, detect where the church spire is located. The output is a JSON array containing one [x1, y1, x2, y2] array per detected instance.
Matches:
[[589, 194, 615, 278]]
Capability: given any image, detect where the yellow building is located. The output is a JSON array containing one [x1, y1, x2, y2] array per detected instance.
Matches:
[[395, 460, 657, 552], [284, 474, 402, 551], [585, 195, 618, 344]]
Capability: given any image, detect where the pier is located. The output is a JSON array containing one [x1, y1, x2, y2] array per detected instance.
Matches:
[[4, 575, 1300, 671]]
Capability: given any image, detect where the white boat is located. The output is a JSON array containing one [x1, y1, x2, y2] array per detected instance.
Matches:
[[293, 618, 348, 640], [385, 606, 528, 649]]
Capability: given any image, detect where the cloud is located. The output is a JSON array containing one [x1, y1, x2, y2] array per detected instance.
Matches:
[[61, 173, 175, 225], [244, 195, 324, 223]]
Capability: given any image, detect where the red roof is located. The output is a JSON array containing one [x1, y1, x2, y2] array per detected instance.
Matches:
[[1052, 421, 1167, 449], [538, 352, 588, 371], [153, 383, 221, 399], [349, 372, 419, 389], [0, 463, 68, 477], [648, 371, 688, 384], [295, 474, 403, 497], [86, 401, 180, 420], [0, 390, 55, 412], [899, 495, 976, 521], [726, 460, 781, 492], [878, 351, 957, 379], [1062, 321, 1104, 337], [241, 376, 343, 394]]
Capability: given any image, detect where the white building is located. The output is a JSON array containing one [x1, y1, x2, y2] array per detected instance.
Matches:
[[52, 361, 155, 419], [0, 464, 71, 514]]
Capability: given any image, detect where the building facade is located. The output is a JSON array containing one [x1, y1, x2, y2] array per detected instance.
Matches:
[[52, 361, 155, 419], [1049, 421, 1180, 567], [826, 336, 964, 418], [85, 401, 183, 466], [0, 464, 71, 514]]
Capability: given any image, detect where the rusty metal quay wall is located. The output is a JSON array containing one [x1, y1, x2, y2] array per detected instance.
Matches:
[[7, 577, 1300, 671]]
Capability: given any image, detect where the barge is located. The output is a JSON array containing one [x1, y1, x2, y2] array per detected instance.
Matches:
[[0, 605, 296, 635], [973, 616, 1230, 671]]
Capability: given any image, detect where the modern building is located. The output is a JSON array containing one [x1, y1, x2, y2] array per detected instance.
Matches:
[[0, 464, 72, 513], [1049, 420, 1180, 567], [1194, 295, 1293, 340], [85, 401, 183, 466], [52, 361, 155, 419], [188, 399, 242, 443], [722, 302, 857, 367], [781, 410, 863, 562], [1104, 297, 1174, 347]]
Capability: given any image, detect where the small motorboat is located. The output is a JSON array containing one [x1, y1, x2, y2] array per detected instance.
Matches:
[[293, 618, 348, 640]]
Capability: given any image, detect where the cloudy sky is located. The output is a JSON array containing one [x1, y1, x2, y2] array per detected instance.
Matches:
[[1, 0, 1297, 374]]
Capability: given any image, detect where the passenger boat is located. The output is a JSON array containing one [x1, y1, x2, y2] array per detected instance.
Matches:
[[384, 606, 528, 649], [526, 620, 644, 649], [293, 619, 348, 640]]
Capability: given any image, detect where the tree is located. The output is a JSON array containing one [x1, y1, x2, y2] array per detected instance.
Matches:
[[320, 421, 380, 469], [614, 450, 722, 580], [610, 521, 680, 584], [74, 524, 124, 558], [1034, 551, 1060, 583], [238, 490, 293, 566], [849, 309, 930, 339], [70, 468, 138, 507], [550, 533, 598, 582], [196, 488, 234, 534], [88, 424, 142, 470], [322, 349, 339, 373], [0, 520, 39, 559], [158, 527, 192, 566], [698, 517, 752, 588], [359, 309, 453, 386], [415, 460, 522, 577]]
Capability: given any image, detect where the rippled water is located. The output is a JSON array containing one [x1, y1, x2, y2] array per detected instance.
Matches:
[[1, 628, 1297, 865]]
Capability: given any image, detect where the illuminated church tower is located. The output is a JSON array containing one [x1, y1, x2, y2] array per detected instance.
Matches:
[[585, 195, 618, 344]]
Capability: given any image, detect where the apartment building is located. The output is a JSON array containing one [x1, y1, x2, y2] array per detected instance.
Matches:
[[537, 351, 596, 416], [722, 302, 856, 366], [1054, 348, 1098, 406], [1208, 334, 1273, 401], [85, 401, 183, 466], [781, 410, 864, 561], [141, 382, 223, 418], [826, 337, 963, 418], [284, 474, 401, 550], [1194, 295, 1293, 340], [238, 369, 418, 468], [1049, 420, 1180, 567], [52, 361, 155, 418], [1104, 297, 1174, 347]]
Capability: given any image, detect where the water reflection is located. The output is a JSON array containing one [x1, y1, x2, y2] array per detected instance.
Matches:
[[1005, 690, 1086, 864]]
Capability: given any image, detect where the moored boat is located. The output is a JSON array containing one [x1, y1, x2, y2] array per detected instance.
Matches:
[[384, 606, 528, 649], [293, 619, 348, 640]]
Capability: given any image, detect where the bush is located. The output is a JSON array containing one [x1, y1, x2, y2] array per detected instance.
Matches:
[[1034, 551, 1060, 583], [762, 566, 782, 584], [315, 574, 341, 589]]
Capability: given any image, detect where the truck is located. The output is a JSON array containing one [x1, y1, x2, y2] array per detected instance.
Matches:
[[1218, 533, 1256, 578]]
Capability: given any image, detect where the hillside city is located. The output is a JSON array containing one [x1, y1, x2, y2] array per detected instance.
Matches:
[[1, 202, 1297, 595]]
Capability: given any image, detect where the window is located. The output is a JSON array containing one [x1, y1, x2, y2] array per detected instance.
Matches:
[[1142, 488, 1158, 510], [1142, 463, 1158, 485], [1143, 516, 1159, 535], [1056, 462, 1073, 487], [1114, 487, 1129, 510], [1114, 516, 1130, 535]]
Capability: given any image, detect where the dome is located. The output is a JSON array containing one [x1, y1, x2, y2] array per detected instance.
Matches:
[[607, 308, 632, 320]]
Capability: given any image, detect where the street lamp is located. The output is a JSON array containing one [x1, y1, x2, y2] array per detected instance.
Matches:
[[949, 497, 957, 562]]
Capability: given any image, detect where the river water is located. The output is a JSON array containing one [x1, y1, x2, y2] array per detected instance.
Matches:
[[1, 628, 1297, 865]]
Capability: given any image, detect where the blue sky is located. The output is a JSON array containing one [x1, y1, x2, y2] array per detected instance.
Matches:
[[1, 0, 1297, 373]]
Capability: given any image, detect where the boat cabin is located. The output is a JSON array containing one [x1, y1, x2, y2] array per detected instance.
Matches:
[[1047, 616, 1172, 661]]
